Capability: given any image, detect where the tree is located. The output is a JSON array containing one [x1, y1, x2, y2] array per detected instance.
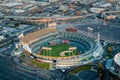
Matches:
[[15, 23, 19, 27], [107, 46, 113, 53]]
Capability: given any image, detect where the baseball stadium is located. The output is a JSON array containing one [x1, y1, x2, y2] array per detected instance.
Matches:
[[21, 27, 103, 69]]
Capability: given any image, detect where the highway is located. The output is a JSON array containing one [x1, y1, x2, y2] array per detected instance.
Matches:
[[1, 14, 94, 23], [0, 10, 120, 23]]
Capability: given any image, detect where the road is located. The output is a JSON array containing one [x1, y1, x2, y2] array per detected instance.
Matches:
[[0, 53, 56, 80], [0, 54, 36, 80]]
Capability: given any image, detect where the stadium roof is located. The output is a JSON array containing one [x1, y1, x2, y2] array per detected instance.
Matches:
[[114, 52, 120, 66]]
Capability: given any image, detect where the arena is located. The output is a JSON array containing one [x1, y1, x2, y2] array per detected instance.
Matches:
[[110, 52, 120, 78], [114, 53, 120, 70], [21, 27, 103, 69]]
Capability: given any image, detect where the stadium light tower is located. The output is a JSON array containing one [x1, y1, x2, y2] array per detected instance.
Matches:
[[115, 0, 119, 10], [97, 32, 100, 44], [87, 27, 93, 37], [103, 17, 106, 25]]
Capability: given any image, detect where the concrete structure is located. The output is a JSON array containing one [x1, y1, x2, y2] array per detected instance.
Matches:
[[90, 8, 105, 13], [48, 0, 58, 2], [0, 36, 6, 41], [80, 0, 97, 5]]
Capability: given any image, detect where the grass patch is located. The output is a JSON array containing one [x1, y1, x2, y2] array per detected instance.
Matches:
[[106, 53, 113, 58], [70, 65, 92, 74], [31, 59, 50, 70], [41, 44, 78, 57], [20, 53, 26, 59]]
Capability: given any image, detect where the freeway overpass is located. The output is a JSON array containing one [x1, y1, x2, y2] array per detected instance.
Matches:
[[0, 10, 120, 23], [0, 14, 93, 23]]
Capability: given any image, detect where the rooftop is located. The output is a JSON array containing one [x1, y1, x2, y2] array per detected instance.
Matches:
[[1, 2, 22, 7]]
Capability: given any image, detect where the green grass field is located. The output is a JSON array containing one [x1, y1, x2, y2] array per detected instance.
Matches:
[[31, 59, 50, 70], [41, 44, 78, 57]]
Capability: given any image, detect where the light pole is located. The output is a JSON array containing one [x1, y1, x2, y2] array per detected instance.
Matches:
[[87, 27, 93, 37], [115, 0, 119, 10], [103, 17, 106, 25]]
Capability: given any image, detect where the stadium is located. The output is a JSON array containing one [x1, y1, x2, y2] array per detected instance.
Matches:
[[21, 27, 103, 69]]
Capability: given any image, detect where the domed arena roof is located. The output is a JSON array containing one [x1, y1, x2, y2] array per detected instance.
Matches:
[[114, 52, 120, 66]]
